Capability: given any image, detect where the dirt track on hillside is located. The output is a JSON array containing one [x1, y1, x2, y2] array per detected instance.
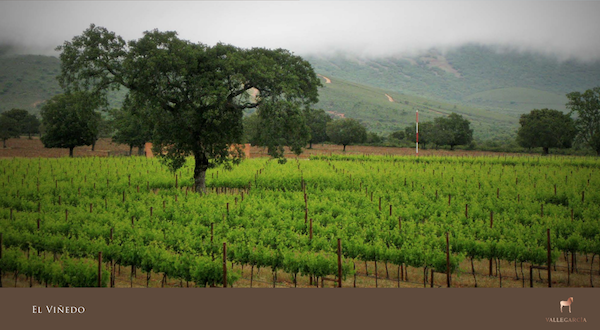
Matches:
[[317, 74, 331, 84]]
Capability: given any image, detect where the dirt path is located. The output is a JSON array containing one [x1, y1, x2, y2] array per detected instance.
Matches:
[[317, 74, 331, 84], [384, 93, 394, 102]]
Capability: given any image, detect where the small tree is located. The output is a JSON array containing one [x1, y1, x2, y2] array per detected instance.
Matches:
[[566, 87, 600, 155], [517, 108, 576, 155], [0, 115, 19, 148], [304, 108, 332, 148], [249, 101, 311, 162], [432, 113, 473, 150], [405, 121, 433, 149], [22, 114, 41, 139], [40, 92, 100, 157], [366, 132, 383, 144], [326, 118, 367, 151], [2, 109, 41, 139], [110, 96, 152, 155], [2, 109, 28, 137], [389, 130, 405, 141]]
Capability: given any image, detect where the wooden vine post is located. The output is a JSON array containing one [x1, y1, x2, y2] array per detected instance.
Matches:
[[0, 233, 3, 287], [446, 232, 451, 288], [489, 211, 493, 276], [309, 218, 313, 286], [223, 242, 227, 288], [337, 238, 342, 288], [98, 252, 103, 288], [547, 228, 551, 288]]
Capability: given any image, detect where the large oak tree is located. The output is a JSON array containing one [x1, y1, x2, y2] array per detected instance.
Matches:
[[57, 25, 321, 193]]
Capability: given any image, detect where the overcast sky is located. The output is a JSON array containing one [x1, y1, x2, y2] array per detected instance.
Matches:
[[1, 1, 599, 61]]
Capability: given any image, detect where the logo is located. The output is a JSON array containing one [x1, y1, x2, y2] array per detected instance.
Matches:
[[546, 296, 587, 323], [560, 297, 573, 313]]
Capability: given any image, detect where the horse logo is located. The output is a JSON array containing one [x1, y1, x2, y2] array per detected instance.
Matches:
[[560, 297, 574, 313]]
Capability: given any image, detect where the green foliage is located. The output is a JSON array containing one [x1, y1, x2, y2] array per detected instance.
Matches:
[[366, 132, 383, 144], [57, 24, 321, 191], [2, 155, 600, 287], [431, 113, 474, 150], [389, 130, 405, 141], [304, 108, 332, 148], [110, 95, 152, 155], [251, 100, 311, 162], [517, 109, 576, 155], [0, 114, 19, 147], [566, 87, 600, 155], [405, 121, 434, 148], [0, 108, 40, 138], [326, 118, 367, 151], [40, 91, 100, 156]]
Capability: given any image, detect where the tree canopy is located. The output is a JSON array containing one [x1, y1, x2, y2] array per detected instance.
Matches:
[[40, 91, 100, 157], [516, 108, 576, 155], [326, 118, 367, 151], [566, 87, 600, 155], [57, 24, 321, 192], [405, 121, 433, 149], [0, 114, 19, 148], [304, 108, 332, 148], [1, 108, 40, 139], [431, 113, 473, 150], [110, 96, 152, 155]]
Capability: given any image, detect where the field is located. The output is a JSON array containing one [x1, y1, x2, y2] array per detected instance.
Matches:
[[1, 149, 599, 288]]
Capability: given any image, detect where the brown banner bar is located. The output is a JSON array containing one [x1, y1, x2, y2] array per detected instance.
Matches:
[[0, 288, 597, 329]]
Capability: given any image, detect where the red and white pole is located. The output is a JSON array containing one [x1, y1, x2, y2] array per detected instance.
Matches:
[[416, 110, 419, 156]]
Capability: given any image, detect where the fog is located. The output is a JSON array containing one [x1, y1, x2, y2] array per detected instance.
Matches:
[[1, 1, 599, 61]]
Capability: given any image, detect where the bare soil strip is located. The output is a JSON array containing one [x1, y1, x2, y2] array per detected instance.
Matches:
[[317, 74, 331, 84]]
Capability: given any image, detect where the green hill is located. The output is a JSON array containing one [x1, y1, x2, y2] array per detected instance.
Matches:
[[0, 55, 126, 115], [464, 87, 569, 114], [306, 44, 600, 116], [3, 45, 600, 142], [0, 55, 62, 113], [314, 75, 515, 140]]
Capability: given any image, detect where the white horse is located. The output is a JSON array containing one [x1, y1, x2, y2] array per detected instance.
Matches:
[[560, 297, 573, 313]]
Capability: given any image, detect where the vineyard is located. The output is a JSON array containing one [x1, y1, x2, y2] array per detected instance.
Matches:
[[1, 154, 599, 288]]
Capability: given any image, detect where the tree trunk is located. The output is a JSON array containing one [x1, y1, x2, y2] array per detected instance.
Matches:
[[450, 145, 455, 150], [28, 133, 32, 139], [2, 139, 6, 148], [92, 140, 96, 151], [69, 147, 74, 157], [129, 145, 133, 156], [308, 141, 313, 149], [193, 151, 209, 194], [138, 146, 145, 156], [543, 147, 549, 155], [343, 144, 347, 151]]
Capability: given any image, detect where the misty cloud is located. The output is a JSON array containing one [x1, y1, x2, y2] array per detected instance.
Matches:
[[0, 1, 599, 61]]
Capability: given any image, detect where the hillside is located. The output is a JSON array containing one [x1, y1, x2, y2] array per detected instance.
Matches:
[[313, 75, 515, 140], [306, 44, 600, 115], [0, 55, 62, 113], [3, 45, 600, 141], [0, 55, 126, 114]]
